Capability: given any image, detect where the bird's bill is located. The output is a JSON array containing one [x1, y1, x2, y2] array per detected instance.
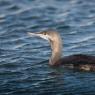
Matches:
[[28, 32, 49, 41]]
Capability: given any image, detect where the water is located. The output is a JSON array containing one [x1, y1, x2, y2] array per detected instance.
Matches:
[[0, 0, 95, 95]]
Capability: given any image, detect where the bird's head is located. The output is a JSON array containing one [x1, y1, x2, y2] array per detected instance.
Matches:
[[28, 29, 62, 65], [28, 30, 61, 43]]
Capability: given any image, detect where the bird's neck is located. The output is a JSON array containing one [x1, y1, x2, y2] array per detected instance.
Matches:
[[49, 35, 62, 65]]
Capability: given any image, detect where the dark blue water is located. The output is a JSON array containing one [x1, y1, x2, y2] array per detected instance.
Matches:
[[0, 0, 95, 95]]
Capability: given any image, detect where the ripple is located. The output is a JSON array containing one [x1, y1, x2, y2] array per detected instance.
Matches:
[[78, 20, 95, 27], [0, 0, 11, 7], [7, 4, 20, 11], [69, 35, 95, 44], [0, 36, 28, 43], [12, 43, 27, 50]]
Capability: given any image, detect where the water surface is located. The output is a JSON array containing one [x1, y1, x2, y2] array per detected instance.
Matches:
[[0, 0, 95, 95]]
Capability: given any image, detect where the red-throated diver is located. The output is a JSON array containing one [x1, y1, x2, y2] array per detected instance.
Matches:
[[28, 30, 95, 71]]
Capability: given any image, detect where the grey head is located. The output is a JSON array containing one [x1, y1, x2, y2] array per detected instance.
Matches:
[[28, 30, 63, 65]]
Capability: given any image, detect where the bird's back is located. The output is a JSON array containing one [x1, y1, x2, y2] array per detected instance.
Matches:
[[62, 54, 95, 64], [56, 54, 95, 71]]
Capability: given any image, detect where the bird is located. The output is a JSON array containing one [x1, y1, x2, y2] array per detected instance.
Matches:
[[28, 30, 95, 71]]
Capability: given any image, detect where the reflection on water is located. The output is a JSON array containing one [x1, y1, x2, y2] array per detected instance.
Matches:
[[0, 0, 95, 95]]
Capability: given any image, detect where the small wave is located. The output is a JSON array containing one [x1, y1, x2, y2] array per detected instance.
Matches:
[[70, 35, 95, 44], [12, 43, 26, 49], [7, 4, 20, 11], [0, 0, 11, 7], [79, 21, 94, 27]]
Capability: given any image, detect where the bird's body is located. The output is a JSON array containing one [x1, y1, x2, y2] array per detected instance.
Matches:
[[55, 54, 95, 71], [28, 30, 95, 71]]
